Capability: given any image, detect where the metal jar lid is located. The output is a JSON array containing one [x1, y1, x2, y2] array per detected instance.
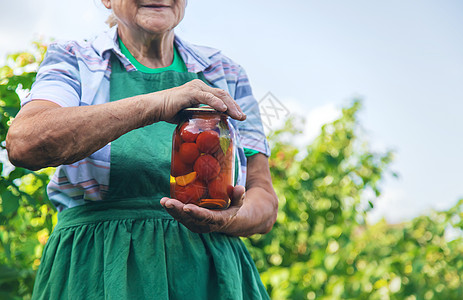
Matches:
[[183, 105, 225, 114]]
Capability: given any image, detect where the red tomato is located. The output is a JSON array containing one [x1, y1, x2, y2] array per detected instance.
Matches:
[[194, 154, 221, 181], [171, 152, 193, 177], [208, 177, 228, 200], [173, 132, 182, 152], [175, 181, 206, 204], [196, 130, 220, 154], [180, 122, 200, 143], [170, 182, 175, 198], [179, 143, 200, 164], [213, 148, 225, 166]]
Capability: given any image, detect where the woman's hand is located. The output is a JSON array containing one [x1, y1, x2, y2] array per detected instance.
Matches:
[[160, 186, 246, 234], [161, 154, 278, 236], [155, 79, 246, 123]]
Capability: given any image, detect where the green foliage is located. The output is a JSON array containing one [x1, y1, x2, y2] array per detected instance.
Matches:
[[0, 42, 462, 299], [0, 42, 56, 299], [244, 101, 463, 299]]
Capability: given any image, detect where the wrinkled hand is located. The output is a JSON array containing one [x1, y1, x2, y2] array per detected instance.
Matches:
[[160, 185, 245, 234], [155, 79, 246, 122]]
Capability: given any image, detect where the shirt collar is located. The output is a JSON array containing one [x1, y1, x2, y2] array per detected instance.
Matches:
[[91, 25, 221, 73], [174, 36, 221, 72], [91, 25, 120, 58]]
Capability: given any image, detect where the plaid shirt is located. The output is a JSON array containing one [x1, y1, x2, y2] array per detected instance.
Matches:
[[23, 26, 270, 212]]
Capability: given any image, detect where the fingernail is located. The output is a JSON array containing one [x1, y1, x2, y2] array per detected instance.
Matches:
[[165, 201, 173, 208]]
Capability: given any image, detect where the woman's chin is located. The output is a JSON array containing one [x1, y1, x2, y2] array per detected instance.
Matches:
[[137, 18, 177, 34]]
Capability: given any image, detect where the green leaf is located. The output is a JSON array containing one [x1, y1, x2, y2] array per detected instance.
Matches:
[[1, 190, 19, 215], [7, 168, 25, 181], [219, 136, 230, 155], [324, 255, 340, 271], [22, 193, 37, 207], [218, 121, 230, 154], [0, 265, 21, 284], [2, 106, 20, 117]]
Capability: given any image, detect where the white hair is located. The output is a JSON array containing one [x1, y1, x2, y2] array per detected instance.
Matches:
[[106, 12, 117, 27]]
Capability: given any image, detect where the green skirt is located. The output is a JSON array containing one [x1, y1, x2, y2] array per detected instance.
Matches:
[[32, 198, 269, 300]]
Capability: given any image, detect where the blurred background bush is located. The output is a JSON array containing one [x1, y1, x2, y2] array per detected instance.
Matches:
[[1, 43, 462, 300]]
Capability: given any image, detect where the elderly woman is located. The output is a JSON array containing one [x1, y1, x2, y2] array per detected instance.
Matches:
[[6, 0, 278, 299]]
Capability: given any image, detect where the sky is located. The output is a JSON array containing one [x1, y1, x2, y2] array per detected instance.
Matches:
[[1, 0, 462, 223]]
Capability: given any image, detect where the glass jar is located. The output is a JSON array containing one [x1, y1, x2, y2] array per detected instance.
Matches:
[[170, 106, 235, 209]]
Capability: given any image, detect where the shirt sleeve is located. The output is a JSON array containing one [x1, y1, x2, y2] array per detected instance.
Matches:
[[233, 67, 271, 157], [22, 42, 81, 107]]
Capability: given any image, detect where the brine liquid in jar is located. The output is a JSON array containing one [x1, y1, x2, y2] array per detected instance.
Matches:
[[170, 106, 235, 209]]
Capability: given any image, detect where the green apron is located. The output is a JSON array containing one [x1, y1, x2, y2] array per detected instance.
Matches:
[[32, 56, 269, 300]]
